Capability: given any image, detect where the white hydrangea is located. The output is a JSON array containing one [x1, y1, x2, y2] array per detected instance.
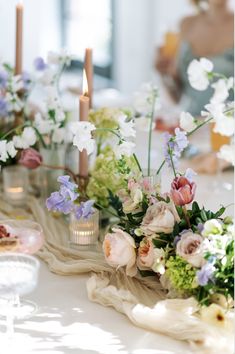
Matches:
[[187, 58, 213, 91]]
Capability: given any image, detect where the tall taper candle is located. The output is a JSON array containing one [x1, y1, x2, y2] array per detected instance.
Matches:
[[15, 2, 23, 75], [79, 70, 90, 178], [84, 48, 93, 108]]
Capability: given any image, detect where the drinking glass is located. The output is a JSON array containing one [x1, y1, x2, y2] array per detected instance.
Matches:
[[0, 253, 40, 336]]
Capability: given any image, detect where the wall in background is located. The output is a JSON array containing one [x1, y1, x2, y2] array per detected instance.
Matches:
[[0, 0, 61, 71]]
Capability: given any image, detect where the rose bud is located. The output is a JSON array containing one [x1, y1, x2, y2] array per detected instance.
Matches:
[[170, 176, 196, 206], [19, 148, 43, 169]]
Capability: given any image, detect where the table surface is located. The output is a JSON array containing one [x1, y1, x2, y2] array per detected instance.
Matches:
[[0, 130, 234, 354]]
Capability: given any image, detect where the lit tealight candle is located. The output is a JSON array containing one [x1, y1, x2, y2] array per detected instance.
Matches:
[[5, 187, 25, 201], [79, 70, 90, 179], [69, 209, 99, 247]]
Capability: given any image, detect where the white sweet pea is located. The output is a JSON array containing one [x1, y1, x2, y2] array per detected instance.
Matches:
[[35, 112, 54, 134], [0, 140, 17, 162], [211, 79, 230, 104], [133, 83, 160, 115], [0, 140, 8, 162], [217, 144, 235, 165], [6, 141, 17, 158], [71, 122, 96, 155], [179, 112, 197, 132], [115, 141, 135, 159], [118, 114, 136, 138], [187, 58, 213, 91], [202, 219, 223, 237], [213, 115, 234, 137], [13, 127, 37, 149], [52, 127, 65, 144]]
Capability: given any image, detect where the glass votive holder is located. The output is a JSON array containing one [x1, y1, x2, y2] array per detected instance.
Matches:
[[3, 166, 29, 206], [141, 169, 161, 193], [69, 209, 99, 248]]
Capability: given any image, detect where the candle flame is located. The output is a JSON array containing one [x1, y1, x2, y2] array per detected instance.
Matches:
[[82, 69, 89, 96]]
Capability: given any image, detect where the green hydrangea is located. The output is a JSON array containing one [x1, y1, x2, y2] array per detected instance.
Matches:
[[89, 108, 120, 140], [165, 256, 198, 296], [87, 146, 137, 208]]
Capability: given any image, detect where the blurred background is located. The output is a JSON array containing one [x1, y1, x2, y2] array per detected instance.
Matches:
[[0, 0, 234, 111]]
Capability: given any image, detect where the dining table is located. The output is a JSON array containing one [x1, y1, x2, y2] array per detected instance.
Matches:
[[0, 128, 233, 354]]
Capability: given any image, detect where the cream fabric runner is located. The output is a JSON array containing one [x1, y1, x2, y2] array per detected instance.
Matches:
[[0, 197, 233, 354]]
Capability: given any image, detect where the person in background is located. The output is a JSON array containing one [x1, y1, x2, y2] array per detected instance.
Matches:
[[156, 0, 234, 116]]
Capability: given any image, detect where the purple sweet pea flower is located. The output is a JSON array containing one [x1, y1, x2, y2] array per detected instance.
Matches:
[[197, 263, 215, 286], [185, 168, 197, 182], [74, 200, 95, 220], [197, 223, 204, 233], [22, 71, 31, 90], [46, 191, 74, 214], [57, 175, 78, 192], [34, 57, 47, 71], [0, 98, 8, 117], [0, 70, 8, 89], [163, 128, 189, 169]]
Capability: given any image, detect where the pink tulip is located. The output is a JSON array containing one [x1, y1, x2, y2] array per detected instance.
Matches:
[[170, 176, 196, 206], [19, 148, 43, 169]]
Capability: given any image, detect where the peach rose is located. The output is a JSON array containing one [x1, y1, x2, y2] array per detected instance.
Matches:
[[176, 231, 206, 268], [137, 237, 154, 269], [103, 228, 137, 276]]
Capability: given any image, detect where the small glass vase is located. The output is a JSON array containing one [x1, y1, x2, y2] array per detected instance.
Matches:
[[2, 166, 29, 206], [140, 169, 161, 193], [69, 209, 99, 249], [40, 145, 67, 199]]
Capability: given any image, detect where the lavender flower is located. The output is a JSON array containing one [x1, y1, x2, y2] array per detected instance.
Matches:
[[74, 200, 94, 220], [163, 128, 189, 168], [34, 57, 47, 71], [0, 70, 8, 89], [0, 98, 8, 117], [197, 263, 215, 286]]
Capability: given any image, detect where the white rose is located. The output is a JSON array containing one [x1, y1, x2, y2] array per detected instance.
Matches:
[[115, 141, 135, 159], [176, 231, 206, 268], [187, 58, 213, 91], [179, 112, 197, 132], [141, 200, 180, 235], [202, 219, 223, 237], [103, 228, 137, 276], [218, 144, 235, 165]]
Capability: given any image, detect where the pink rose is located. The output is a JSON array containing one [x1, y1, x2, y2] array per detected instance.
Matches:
[[103, 228, 137, 276], [170, 176, 196, 206], [176, 231, 206, 268], [137, 237, 154, 269], [141, 200, 180, 235], [19, 148, 43, 169]]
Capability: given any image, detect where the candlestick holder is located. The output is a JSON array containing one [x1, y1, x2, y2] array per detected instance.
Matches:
[[2, 166, 29, 206], [69, 208, 99, 249]]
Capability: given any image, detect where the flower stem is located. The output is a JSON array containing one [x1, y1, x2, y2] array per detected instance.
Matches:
[[147, 98, 156, 176], [1, 123, 26, 139], [182, 206, 191, 228], [95, 128, 121, 139], [169, 145, 177, 178], [133, 153, 142, 173], [156, 160, 165, 175]]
